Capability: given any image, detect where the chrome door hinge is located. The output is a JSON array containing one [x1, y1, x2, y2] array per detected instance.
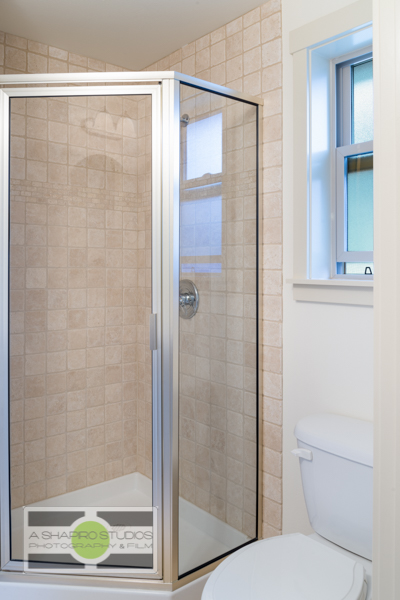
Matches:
[[149, 313, 157, 351]]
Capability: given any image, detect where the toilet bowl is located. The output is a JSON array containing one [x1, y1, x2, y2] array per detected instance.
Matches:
[[202, 414, 373, 600], [203, 534, 368, 600]]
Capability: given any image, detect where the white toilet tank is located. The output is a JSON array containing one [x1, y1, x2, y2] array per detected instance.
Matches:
[[294, 413, 373, 560]]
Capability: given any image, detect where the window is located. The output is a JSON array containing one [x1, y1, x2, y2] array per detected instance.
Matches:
[[181, 112, 223, 274], [335, 53, 373, 276], [180, 183, 222, 274], [185, 113, 222, 180], [290, 4, 373, 304]]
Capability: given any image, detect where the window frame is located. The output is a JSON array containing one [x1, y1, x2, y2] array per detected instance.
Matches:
[[333, 50, 374, 277], [289, 4, 374, 305]]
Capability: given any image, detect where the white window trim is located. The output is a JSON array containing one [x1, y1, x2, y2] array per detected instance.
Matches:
[[290, 0, 373, 306]]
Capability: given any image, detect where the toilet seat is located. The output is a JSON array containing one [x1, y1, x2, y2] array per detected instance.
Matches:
[[202, 533, 366, 600]]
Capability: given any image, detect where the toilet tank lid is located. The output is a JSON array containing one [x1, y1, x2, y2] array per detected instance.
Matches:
[[294, 413, 373, 467]]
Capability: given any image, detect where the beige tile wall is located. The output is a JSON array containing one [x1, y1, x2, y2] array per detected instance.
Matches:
[[0, 32, 125, 74], [9, 93, 152, 508], [0, 30, 157, 510], [1, 0, 282, 537], [144, 0, 283, 538]]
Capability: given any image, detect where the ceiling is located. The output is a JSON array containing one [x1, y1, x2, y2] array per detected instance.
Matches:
[[0, 0, 265, 71]]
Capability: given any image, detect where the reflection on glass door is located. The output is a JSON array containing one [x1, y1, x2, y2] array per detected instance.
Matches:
[[178, 84, 258, 576], [8, 92, 156, 571]]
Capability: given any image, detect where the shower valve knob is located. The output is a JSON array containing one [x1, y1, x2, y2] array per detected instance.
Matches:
[[179, 280, 199, 319], [180, 293, 195, 307]]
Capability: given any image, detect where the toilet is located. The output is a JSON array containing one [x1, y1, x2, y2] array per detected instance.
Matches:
[[202, 413, 373, 600]]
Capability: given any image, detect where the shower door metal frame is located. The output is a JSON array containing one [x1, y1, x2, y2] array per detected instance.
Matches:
[[152, 75, 264, 591], [166, 81, 264, 586], [0, 80, 164, 580], [0, 71, 263, 592]]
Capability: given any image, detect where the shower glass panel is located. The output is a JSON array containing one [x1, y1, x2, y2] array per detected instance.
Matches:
[[8, 92, 156, 570], [178, 84, 259, 576]]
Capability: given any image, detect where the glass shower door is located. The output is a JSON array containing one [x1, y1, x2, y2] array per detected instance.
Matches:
[[5, 86, 162, 576], [178, 84, 259, 576]]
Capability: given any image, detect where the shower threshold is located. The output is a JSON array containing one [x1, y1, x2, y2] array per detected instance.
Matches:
[[11, 472, 249, 575]]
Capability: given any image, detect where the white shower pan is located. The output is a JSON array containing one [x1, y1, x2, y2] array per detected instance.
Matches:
[[11, 472, 249, 576]]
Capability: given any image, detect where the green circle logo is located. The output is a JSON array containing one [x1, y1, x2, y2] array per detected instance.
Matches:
[[72, 520, 110, 560]]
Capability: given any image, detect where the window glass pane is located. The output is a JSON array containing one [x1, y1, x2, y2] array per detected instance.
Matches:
[[186, 113, 222, 179], [352, 60, 373, 143], [347, 153, 373, 252], [180, 183, 222, 274], [344, 262, 373, 274]]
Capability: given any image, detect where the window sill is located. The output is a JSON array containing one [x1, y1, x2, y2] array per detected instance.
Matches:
[[288, 279, 373, 306]]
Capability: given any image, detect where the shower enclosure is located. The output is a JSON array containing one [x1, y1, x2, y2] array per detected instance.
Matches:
[[0, 71, 262, 591]]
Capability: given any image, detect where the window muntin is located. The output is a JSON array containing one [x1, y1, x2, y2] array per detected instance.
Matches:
[[336, 52, 373, 277]]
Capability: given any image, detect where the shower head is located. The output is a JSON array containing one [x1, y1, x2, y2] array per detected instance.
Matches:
[[180, 114, 190, 126]]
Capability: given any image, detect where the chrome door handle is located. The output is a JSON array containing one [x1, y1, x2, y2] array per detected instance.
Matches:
[[291, 448, 313, 461], [149, 314, 157, 351]]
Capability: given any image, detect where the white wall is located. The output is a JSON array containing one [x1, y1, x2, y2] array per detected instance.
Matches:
[[282, 0, 374, 535]]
